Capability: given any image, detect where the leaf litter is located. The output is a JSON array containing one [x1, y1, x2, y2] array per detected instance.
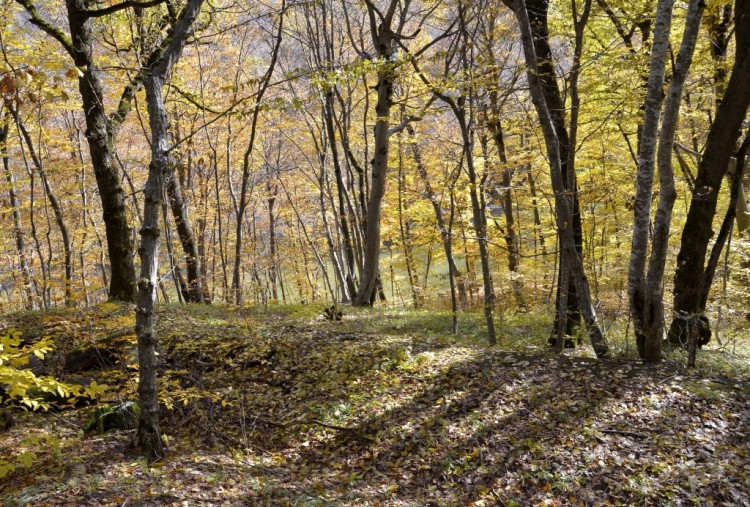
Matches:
[[0, 303, 748, 505]]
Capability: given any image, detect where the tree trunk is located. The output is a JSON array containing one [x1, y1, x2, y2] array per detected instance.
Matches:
[[397, 137, 421, 308], [526, 0, 584, 339], [9, 103, 75, 307], [507, 0, 608, 357], [628, 0, 676, 359], [354, 61, 394, 306], [641, 0, 704, 361], [231, 6, 284, 303], [64, 0, 136, 302], [485, 117, 524, 307], [407, 123, 468, 309], [325, 92, 358, 299], [136, 0, 205, 458], [700, 132, 750, 312], [354, 0, 407, 306], [0, 113, 35, 309], [668, 0, 750, 346], [166, 163, 205, 303]]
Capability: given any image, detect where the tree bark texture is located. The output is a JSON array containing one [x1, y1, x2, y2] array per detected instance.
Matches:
[[669, 0, 750, 346], [507, 0, 608, 357], [525, 0, 584, 338], [137, 0, 205, 459], [65, 0, 137, 302], [354, 0, 405, 306], [641, 0, 704, 361], [628, 0, 676, 360]]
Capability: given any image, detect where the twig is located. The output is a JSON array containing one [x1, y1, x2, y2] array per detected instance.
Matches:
[[255, 415, 374, 439], [600, 428, 648, 438], [48, 411, 81, 430], [658, 374, 678, 385]]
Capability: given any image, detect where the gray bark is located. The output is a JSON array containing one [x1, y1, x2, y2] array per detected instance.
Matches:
[[642, 0, 704, 360], [136, 0, 205, 458], [0, 112, 35, 309], [628, 0, 674, 360]]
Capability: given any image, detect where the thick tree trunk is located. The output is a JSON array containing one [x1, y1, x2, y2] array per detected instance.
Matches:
[[525, 0, 584, 338], [355, 62, 393, 306], [65, 1, 136, 302], [668, 0, 750, 346], [354, 0, 406, 306]]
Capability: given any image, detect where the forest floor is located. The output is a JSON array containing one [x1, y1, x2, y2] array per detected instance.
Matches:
[[1, 302, 749, 506]]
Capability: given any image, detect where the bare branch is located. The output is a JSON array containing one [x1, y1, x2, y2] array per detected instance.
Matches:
[[81, 0, 167, 18], [14, 0, 75, 59]]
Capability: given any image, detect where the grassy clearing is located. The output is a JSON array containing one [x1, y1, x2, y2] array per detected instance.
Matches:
[[1, 302, 748, 505]]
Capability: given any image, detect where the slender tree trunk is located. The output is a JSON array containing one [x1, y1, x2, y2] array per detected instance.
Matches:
[[27, 170, 48, 308], [10, 103, 74, 307], [465, 131, 497, 345], [397, 137, 421, 308], [700, 132, 750, 311], [485, 117, 524, 307], [325, 92, 358, 299], [162, 201, 188, 303], [136, 0, 205, 458], [166, 163, 205, 303], [407, 123, 468, 309], [641, 0, 704, 361], [507, 0, 608, 357], [628, 0, 676, 359], [319, 167, 349, 300], [0, 113, 35, 309], [267, 183, 279, 302], [231, 5, 284, 303]]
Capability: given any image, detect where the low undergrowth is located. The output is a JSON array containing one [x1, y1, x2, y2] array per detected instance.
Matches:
[[0, 302, 748, 505]]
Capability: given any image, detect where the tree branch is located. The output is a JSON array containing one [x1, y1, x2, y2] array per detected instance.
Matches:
[[387, 115, 421, 136], [14, 0, 75, 59], [81, 0, 167, 18]]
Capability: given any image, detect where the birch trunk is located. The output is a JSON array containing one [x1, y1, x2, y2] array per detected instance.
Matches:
[[641, 0, 704, 361]]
